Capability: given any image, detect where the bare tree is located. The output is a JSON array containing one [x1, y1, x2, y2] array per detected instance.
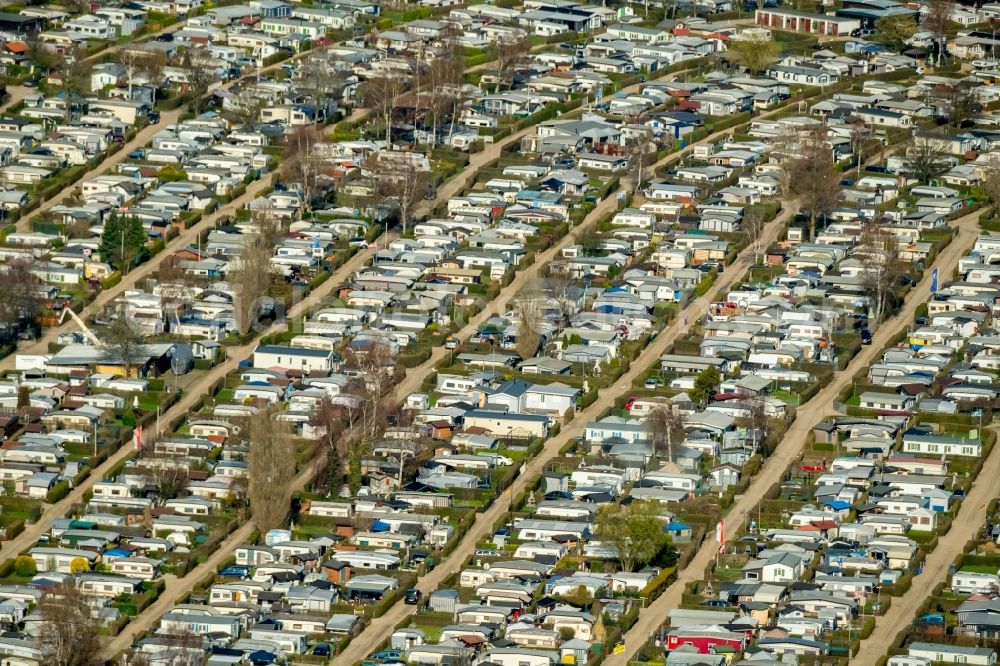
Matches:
[[924, 0, 954, 63], [136, 453, 190, 500], [981, 161, 1000, 210], [848, 118, 869, 180], [0, 259, 42, 332], [378, 155, 431, 235], [513, 281, 545, 360], [246, 407, 297, 539], [905, 132, 951, 183], [102, 304, 146, 378], [156, 628, 205, 666], [181, 46, 217, 112], [310, 397, 350, 496], [142, 51, 167, 91], [647, 404, 686, 466], [789, 126, 842, 240], [282, 125, 327, 213], [118, 48, 144, 99], [858, 221, 905, 328], [426, 55, 464, 147], [342, 341, 396, 495], [157, 255, 196, 329], [942, 81, 980, 127], [362, 74, 404, 144], [38, 582, 102, 666], [627, 128, 656, 196], [227, 85, 268, 128], [543, 270, 581, 329], [230, 218, 276, 336], [25, 36, 55, 73], [742, 205, 768, 266], [296, 55, 348, 114], [62, 46, 90, 121], [493, 35, 530, 93], [735, 396, 769, 454]]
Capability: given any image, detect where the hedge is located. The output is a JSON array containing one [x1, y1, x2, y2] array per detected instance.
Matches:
[[639, 565, 677, 602], [46, 481, 70, 504], [102, 271, 123, 290], [694, 270, 718, 297]]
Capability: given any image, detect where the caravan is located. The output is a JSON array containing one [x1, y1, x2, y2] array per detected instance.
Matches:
[[951, 571, 1000, 594]]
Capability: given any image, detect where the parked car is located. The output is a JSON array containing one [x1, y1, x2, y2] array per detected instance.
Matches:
[[861, 329, 873, 345], [702, 599, 730, 608], [644, 378, 660, 390], [312, 643, 331, 657], [404, 589, 422, 605], [218, 565, 251, 578], [372, 650, 402, 661]]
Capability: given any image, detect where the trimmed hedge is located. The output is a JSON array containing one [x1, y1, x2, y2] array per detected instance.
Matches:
[[46, 481, 70, 504]]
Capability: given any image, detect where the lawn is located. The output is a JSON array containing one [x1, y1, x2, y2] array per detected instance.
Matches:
[[772, 390, 801, 407]]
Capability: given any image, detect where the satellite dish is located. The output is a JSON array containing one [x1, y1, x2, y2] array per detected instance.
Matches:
[[171, 344, 193, 376]]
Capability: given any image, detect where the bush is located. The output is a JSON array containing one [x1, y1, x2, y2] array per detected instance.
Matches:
[[13, 555, 35, 577], [102, 271, 123, 290], [0, 560, 15, 580], [694, 270, 718, 297], [46, 481, 70, 504]]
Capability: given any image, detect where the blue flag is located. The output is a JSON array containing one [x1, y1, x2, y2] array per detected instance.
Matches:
[[931, 267, 938, 294]]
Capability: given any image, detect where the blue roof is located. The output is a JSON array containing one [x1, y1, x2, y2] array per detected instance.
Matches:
[[105, 548, 131, 557], [370, 519, 390, 532], [825, 500, 851, 510], [665, 521, 691, 531]]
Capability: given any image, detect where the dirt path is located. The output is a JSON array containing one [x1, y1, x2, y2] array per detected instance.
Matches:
[[602, 207, 988, 666], [0, 230, 379, 559], [11, 107, 188, 235], [41, 70, 841, 659], [853, 425, 1000, 662], [330, 202, 791, 666], [0, 105, 369, 374]]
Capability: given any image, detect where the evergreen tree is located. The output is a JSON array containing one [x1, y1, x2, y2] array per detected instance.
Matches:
[[691, 366, 721, 406], [99, 214, 147, 273]]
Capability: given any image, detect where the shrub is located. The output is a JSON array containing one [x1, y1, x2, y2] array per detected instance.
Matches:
[[46, 481, 70, 504], [695, 271, 718, 297], [13, 555, 36, 577], [101, 271, 123, 290]]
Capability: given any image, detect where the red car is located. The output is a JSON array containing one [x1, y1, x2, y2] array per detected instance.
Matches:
[[625, 396, 638, 410]]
